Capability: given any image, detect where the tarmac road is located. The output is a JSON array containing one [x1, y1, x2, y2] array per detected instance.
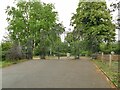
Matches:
[[2, 57, 111, 88]]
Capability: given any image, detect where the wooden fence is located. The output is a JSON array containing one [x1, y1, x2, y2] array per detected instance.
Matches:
[[97, 54, 120, 61]]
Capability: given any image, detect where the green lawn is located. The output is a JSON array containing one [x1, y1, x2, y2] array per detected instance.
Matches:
[[93, 60, 119, 88]]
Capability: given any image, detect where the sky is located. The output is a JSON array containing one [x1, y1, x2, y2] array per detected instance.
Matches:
[[0, 0, 118, 42]]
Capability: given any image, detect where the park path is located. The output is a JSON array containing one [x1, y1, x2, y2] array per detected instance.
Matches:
[[2, 57, 111, 88]]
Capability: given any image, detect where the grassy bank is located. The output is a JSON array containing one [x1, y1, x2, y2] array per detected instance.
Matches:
[[93, 60, 119, 88], [0, 59, 28, 68]]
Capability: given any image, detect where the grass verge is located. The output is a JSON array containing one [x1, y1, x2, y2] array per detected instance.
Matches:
[[93, 60, 119, 88], [0, 59, 28, 68]]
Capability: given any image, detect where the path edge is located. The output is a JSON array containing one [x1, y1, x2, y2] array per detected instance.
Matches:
[[91, 60, 117, 88]]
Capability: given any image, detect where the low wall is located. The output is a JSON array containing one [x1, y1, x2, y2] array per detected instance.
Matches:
[[97, 54, 120, 61]]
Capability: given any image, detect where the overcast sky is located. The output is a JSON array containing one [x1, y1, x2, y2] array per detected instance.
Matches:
[[0, 0, 118, 42]]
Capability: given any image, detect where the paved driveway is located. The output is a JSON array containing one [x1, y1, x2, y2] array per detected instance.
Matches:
[[2, 57, 111, 88]]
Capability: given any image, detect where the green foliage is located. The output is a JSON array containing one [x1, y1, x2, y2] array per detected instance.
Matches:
[[80, 51, 91, 56], [100, 42, 120, 54], [1, 41, 12, 60], [70, 1, 116, 53], [65, 32, 81, 58], [1, 41, 12, 51], [53, 42, 69, 56], [6, 0, 64, 59]]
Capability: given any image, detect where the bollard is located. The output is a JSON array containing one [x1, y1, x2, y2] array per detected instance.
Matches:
[[101, 52, 104, 62], [109, 54, 112, 67]]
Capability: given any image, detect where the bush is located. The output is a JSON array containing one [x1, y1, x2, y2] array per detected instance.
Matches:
[[2, 51, 7, 61], [6, 43, 23, 60], [52, 52, 66, 57], [1, 41, 12, 61], [80, 51, 91, 56]]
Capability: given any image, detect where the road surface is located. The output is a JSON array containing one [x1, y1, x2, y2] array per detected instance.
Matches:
[[2, 57, 111, 88]]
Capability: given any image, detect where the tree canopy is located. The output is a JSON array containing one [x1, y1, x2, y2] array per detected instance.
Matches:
[[69, 1, 116, 54], [6, 0, 65, 59]]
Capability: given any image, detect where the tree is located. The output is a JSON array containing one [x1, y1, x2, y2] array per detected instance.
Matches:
[[70, 0, 116, 53], [110, 1, 120, 30], [65, 32, 82, 59], [110, 1, 120, 55], [1, 41, 12, 60], [6, 1, 36, 59], [100, 42, 120, 54], [6, 0, 64, 59]]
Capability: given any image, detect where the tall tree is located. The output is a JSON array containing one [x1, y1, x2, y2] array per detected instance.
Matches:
[[71, 0, 116, 53], [6, 0, 64, 59], [110, 1, 120, 42]]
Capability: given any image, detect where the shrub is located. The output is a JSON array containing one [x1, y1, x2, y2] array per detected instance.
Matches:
[[80, 51, 91, 56], [6, 43, 23, 60], [1, 41, 12, 61]]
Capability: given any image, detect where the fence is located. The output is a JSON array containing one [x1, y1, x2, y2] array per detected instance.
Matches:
[[97, 54, 120, 61], [94, 54, 119, 87]]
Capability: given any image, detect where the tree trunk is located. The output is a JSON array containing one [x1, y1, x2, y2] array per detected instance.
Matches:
[[58, 47, 60, 59], [27, 39, 33, 60], [40, 47, 46, 59]]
